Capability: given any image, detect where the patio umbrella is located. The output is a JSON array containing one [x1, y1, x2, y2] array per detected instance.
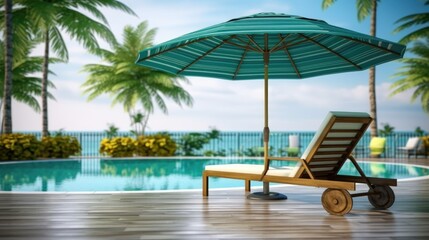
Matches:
[[136, 12, 406, 199]]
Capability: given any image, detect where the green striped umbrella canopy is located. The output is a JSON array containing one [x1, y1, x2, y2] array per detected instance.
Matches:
[[136, 13, 405, 197], [136, 13, 405, 80]]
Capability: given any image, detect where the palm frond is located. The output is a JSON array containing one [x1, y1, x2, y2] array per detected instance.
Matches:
[[321, 0, 338, 10], [57, 8, 116, 51], [77, 0, 137, 19], [356, 0, 376, 22], [393, 3, 429, 44], [49, 27, 69, 61], [390, 40, 429, 114]]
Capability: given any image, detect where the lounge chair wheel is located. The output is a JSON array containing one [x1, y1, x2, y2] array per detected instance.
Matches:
[[321, 188, 353, 216], [368, 185, 395, 209]]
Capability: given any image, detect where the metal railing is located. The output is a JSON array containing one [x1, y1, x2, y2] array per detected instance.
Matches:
[[18, 131, 421, 158]]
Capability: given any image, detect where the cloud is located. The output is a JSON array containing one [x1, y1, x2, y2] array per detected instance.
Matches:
[[12, 0, 429, 133], [14, 71, 428, 132]]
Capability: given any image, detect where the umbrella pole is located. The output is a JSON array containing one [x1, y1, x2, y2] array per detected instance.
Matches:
[[247, 50, 287, 200]]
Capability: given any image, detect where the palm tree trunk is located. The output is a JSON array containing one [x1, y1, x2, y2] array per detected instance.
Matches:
[[2, 0, 13, 134], [42, 30, 50, 137], [142, 114, 149, 136], [369, 0, 378, 138]]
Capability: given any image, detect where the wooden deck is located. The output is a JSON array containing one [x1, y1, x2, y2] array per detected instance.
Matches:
[[1, 158, 428, 239]]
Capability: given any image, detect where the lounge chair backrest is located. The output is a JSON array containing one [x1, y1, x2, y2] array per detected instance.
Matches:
[[291, 111, 372, 179], [405, 137, 420, 149], [417, 141, 425, 152]]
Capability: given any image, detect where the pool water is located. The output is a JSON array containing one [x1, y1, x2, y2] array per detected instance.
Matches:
[[1, 158, 428, 192]]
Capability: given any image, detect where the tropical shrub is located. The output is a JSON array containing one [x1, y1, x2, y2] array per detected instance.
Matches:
[[177, 128, 220, 156], [135, 133, 177, 156], [104, 124, 119, 139], [99, 137, 136, 157], [415, 127, 425, 137], [243, 147, 266, 157], [421, 136, 429, 154], [39, 136, 81, 158], [203, 149, 226, 157], [379, 123, 395, 137], [0, 134, 40, 160]]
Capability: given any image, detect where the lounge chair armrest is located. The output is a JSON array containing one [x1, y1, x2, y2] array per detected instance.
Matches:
[[268, 156, 315, 179], [257, 156, 302, 181], [268, 156, 302, 161]]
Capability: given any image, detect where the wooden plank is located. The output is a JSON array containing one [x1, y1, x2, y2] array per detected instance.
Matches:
[[0, 158, 427, 239]]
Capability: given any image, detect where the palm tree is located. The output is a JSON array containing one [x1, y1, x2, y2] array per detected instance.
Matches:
[[379, 123, 395, 137], [394, 0, 429, 45], [129, 110, 148, 137], [0, 39, 57, 113], [415, 126, 425, 137], [1, 2, 44, 133], [12, 0, 136, 136], [322, 0, 380, 138], [104, 124, 119, 139], [390, 40, 429, 114], [82, 21, 193, 131], [1, 0, 12, 134]]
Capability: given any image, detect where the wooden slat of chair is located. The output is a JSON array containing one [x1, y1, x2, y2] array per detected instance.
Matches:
[[301, 171, 337, 179], [324, 137, 358, 141], [308, 164, 341, 169], [310, 157, 344, 161], [319, 145, 351, 148], [313, 151, 347, 155], [329, 128, 360, 132]]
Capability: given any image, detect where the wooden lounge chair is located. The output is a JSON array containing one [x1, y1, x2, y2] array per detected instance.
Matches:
[[203, 111, 397, 215], [397, 137, 423, 158]]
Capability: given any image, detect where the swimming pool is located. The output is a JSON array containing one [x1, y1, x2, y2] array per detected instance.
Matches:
[[1, 158, 428, 192]]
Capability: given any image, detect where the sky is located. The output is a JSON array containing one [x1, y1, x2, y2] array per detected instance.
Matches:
[[12, 0, 429, 133]]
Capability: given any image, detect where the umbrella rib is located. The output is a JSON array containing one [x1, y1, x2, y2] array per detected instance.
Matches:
[[299, 34, 362, 70], [272, 35, 314, 54], [270, 34, 291, 53], [233, 42, 250, 80], [279, 35, 302, 78], [246, 35, 264, 53], [138, 37, 210, 62], [224, 39, 260, 52], [177, 36, 235, 75], [283, 34, 323, 48], [341, 35, 402, 56]]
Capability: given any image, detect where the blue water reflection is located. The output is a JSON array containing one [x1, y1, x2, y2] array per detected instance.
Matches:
[[1, 158, 428, 192]]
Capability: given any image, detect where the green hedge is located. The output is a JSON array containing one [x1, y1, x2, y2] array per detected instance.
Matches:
[[99, 134, 177, 157], [39, 136, 81, 158], [135, 133, 177, 156], [0, 134, 81, 160], [99, 137, 136, 157], [0, 134, 40, 160]]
